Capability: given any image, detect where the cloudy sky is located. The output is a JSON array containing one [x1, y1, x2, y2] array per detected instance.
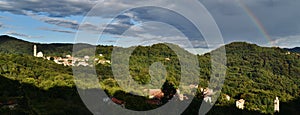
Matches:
[[0, 0, 299, 54]]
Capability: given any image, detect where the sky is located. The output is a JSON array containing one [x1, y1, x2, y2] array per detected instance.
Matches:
[[0, 0, 299, 54]]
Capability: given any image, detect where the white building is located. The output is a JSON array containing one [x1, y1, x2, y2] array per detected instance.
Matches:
[[200, 87, 204, 92], [36, 52, 43, 57], [274, 97, 280, 112], [66, 55, 71, 58], [236, 99, 245, 110], [33, 45, 37, 57], [165, 58, 170, 61], [148, 89, 164, 99], [203, 88, 213, 103], [225, 94, 230, 101], [176, 89, 188, 101], [98, 60, 111, 65], [84, 56, 90, 61], [77, 61, 89, 66], [33, 45, 43, 58]]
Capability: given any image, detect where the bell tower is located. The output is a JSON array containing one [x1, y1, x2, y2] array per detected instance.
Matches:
[[33, 45, 37, 57]]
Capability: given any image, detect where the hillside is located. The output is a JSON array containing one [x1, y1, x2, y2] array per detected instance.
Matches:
[[210, 42, 300, 114], [0, 35, 34, 55], [285, 47, 300, 53], [0, 53, 92, 114], [0, 35, 95, 56], [96, 42, 300, 114], [0, 37, 300, 114]]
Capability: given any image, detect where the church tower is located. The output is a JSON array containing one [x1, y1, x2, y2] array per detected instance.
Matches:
[[274, 97, 280, 113], [33, 45, 37, 57]]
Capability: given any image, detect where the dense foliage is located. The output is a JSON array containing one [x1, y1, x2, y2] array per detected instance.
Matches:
[[212, 42, 300, 114], [0, 54, 91, 114]]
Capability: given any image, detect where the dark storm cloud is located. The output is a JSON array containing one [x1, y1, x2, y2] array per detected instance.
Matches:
[[103, 7, 205, 45]]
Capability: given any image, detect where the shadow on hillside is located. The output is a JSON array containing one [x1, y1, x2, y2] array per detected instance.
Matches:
[[1, 75, 300, 115], [182, 96, 300, 115], [182, 97, 262, 115], [0, 76, 92, 115], [280, 97, 300, 114]]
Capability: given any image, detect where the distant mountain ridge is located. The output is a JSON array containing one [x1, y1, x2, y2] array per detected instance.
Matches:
[[285, 47, 300, 53], [0, 35, 94, 56], [0, 35, 29, 43], [1, 35, 299, 56]]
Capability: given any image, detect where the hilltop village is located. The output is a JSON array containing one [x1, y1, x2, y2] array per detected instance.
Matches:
[[33, 45, 111, 66]]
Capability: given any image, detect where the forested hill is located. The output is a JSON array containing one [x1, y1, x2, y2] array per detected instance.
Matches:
[[0, 53, 92, 114], [223, 42, 300, 77], [207, 42, 300, 114], [0, 35, 95, 56], [0, 35, 33, 55]]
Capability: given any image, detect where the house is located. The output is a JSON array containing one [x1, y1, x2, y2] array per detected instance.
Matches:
[[274, 97, 279, 112], [175, 89, 188, 101], [225, 94, 230, 101], [146, 99, 161, 105], [36, 52, 43, 57], [200, 87, 204, 92], [236, 99, 245, 110], [165, 58, 170, 61], [46, 56, 51, 60], [84, 56, 90, 61], [0, 100, 18, 110], [8, 104, 18, 110], [148, 89, 164, 99], [296, 54, 300, 59], [111, 97, 125, 108], [178, 94, 188, 101], [98, 60, 111, 65], [111, 97, 124, 105], [66, 55, 71, 58], [77, 61, 89, 66], [203, 88, 213, 103]]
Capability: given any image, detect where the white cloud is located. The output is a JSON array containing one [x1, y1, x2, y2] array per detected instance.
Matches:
[[269, 35, 300, 48], [5, 31, 43, 38]]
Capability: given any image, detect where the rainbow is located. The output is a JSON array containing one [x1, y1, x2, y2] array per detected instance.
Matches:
[[236, 0, 275, 46]]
